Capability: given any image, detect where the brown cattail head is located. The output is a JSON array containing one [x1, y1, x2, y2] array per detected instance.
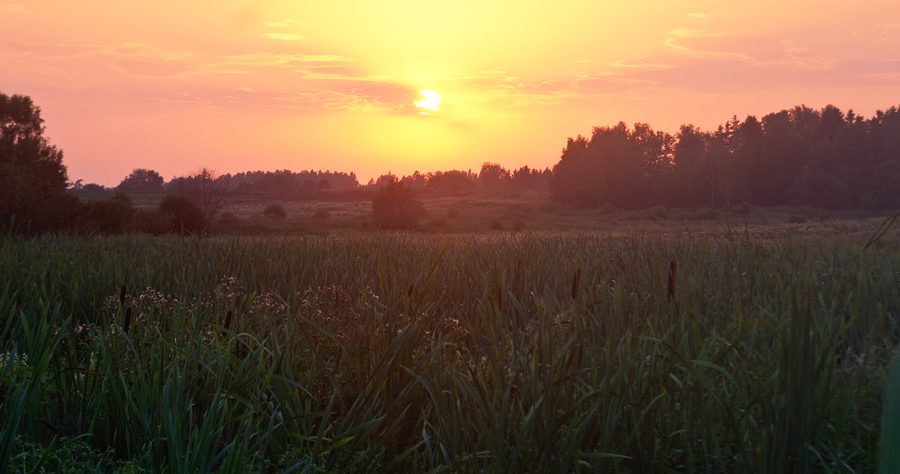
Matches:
[[123, 306, 132, 333], [667, 260, 677, 302], [119, 282, 127, 307], [223, 310, 233, 331]]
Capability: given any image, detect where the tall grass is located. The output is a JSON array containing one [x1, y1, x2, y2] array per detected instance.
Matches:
[[0, 232, 897, 473]]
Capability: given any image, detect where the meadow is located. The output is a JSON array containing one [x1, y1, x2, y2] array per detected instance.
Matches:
[[1, 225, 899, 473]]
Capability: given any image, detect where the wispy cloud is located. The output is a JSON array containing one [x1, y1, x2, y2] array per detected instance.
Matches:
[[225, 86, 410, 113], [262, 33, 306, 41], [264, 18, 300, 28], [669, 28, 726, 38], [221, 53, 353, 68], [0, 3, 26, 13]]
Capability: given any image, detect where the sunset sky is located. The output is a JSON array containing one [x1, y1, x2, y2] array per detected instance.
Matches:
[[2, 1, 899, 186]]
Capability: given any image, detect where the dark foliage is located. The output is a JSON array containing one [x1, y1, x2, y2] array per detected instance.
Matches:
[[372, 176, 425, 229], [158, 194, 207, 234], [426, 170, 477, 195], [166, 168, 228, 221], [263, 203, 287, 219], [117, 169, 164, 192], [479, 162, 511, 188], [0, 92, 80, 234], [551, 104, 900, 210], [82, 192, 135, 234]]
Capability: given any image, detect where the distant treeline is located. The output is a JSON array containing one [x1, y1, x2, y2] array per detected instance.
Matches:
[[552, 104, 900, 210], [108, 165, 552, 196]]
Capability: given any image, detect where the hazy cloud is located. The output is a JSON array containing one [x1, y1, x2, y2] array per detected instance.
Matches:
[[226, 86, 410, 113], [0, 3, 26, 13], [262, 33, 307, 41], [687, 12, 708, 19], [264, 18, 301, 28], [669, 29, 727, 38]]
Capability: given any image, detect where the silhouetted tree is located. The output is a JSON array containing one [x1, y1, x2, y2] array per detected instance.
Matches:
[[0, 92, 80, 233], [479, 162, 510, 188], [167, 168, 228, 220], [372, 176, 425, 229], [117, 168, 164, 192], [83, 192, 135, 233], [426, 170, 477, 195], [158, 194, 207, 234], [551, 122, 673, 208]]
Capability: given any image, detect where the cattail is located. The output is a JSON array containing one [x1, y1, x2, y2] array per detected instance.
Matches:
[[123, 306, 132, 333], [119, 282, 127, 307], [223, 310, 233, 332], [571, 267, 581, 300], [408, 283, 415, 299], [667, 260, 677, 302]]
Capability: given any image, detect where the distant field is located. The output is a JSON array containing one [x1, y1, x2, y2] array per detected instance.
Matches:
[[1, 225, 898, 472], [73, 186, 894, 239]]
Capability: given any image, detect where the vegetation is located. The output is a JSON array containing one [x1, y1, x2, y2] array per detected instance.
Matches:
[[551, 104, 900, 210], [1, 231, 898, 473], [371, 176, 426, 229], [118, 169, 164, 193], [0, 92, 80, 234], [262, 203, 287, 219], [158, 193, 207, 234]]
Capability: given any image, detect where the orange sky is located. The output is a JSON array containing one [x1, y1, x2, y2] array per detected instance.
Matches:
[[2, 1, 899, 186]]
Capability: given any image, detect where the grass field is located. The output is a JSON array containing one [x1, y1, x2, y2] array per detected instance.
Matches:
[[2, 219, 899, 472]]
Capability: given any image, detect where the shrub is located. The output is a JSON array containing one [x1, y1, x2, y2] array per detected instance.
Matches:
[[446, 207, 460, 219], [130, 208, 172, 235], [372, 176, 425, 229], [83, 192, 135, 234], [313, 209, 330, 220], [599, 202, 617, 215], [263, 203, 287, 219], [490, 219, 505, 231], [788, 214, 807, 224], [158, 193, 207, 234]]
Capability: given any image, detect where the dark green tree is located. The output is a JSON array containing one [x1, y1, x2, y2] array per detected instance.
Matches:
[[372, 176, 425, 229], [118, 168, 164, 192], [479, 162, 510, 188], [0, 92, 80, 233], [158, 194, 207, 234], [83, 192, 135, 234]]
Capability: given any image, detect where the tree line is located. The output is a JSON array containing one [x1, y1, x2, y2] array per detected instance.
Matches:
[[551, 104, 900, 210], [4, 88, 900, 235]]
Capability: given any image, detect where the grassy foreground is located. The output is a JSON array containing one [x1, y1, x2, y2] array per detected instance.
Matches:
[[1, 231, 898, 473]]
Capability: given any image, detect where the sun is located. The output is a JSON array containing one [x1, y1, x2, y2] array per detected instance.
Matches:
[[414, 90, 440, 114]]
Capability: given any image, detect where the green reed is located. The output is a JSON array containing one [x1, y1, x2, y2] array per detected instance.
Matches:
[[0, 232, 897, 473]]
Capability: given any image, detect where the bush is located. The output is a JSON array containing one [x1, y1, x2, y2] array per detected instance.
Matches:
[[130, 208, 172, 235], [788, 214, 807, 224], [313, 209, 330, 220], [263, 203, 287, 219], [490, 219, 505, 231], [446, 207, 460, 219], [372, 177, 425, 229], [83, 192, 135, 234], [158, 194, 207, 234]]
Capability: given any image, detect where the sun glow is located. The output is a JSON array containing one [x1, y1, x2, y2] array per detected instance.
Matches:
[[414, 90, 441, 114]]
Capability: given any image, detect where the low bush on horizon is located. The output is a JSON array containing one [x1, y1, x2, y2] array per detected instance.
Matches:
[[0, 232, 898, 473]]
